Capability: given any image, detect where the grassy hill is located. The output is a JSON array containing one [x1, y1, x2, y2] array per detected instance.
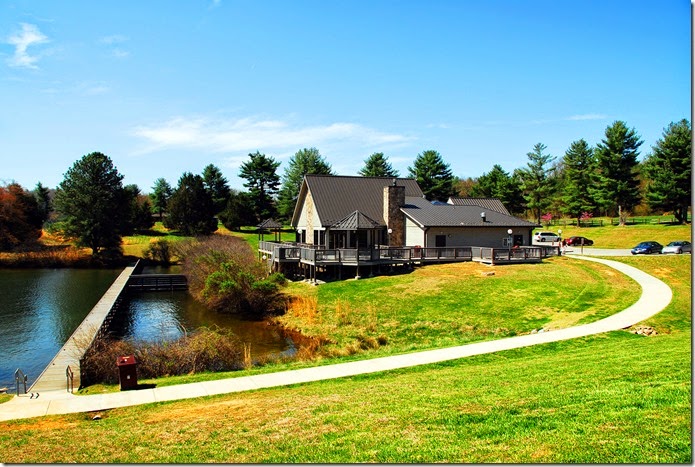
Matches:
[[0, 254, 689, 463]]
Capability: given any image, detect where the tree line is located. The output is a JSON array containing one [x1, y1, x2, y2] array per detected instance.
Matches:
[[0, 118, 689, 255]]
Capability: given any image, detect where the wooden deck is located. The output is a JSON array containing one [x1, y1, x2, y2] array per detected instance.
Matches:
[[259, 241, 559, 272], [29, 266, 135, 393]]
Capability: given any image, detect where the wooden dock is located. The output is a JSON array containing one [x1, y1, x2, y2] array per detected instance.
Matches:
[[29, 266, 135, 393], [127, 274, 188, 291]]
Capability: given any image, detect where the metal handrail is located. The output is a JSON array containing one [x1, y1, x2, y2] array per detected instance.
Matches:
[[66, 366, 74, 393], [14, 369, 27, 395]]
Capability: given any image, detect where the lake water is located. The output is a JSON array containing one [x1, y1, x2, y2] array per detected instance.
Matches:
[[0, 268, 293, 390]]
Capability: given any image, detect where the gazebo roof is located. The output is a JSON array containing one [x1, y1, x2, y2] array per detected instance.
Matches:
[[329, 210, 382, 230], [257, 219, 283, 229]]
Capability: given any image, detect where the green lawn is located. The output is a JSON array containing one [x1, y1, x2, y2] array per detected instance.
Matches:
[[535, 221, 691, 248], [1, 225, 689, 462]]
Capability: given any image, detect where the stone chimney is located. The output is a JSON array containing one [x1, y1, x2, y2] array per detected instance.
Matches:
[[383, 179, 406, 246]]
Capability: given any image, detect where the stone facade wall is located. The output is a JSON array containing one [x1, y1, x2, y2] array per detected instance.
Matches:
[[383, 183, 406, 246]]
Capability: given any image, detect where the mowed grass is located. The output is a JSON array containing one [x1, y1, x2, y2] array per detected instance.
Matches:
[[120, 222, 191, 257], [0, 329, 689, 461], [276, 257, 639, 357], [0, 256, 689, 463], [535, 221, 691, 249]]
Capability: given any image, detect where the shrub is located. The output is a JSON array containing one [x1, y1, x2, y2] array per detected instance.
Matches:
[[144, 239, 172, 265], [80, 326, 245, 385], [177, 235, 286, 319]]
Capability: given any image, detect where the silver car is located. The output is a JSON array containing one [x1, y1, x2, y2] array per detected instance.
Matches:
[[661, 241, 692, 254]]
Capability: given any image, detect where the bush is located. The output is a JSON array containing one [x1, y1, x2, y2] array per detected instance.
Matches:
[[80, 327, 245, 385], [177, 235, 286, 318], [144, 239, 172, 265]]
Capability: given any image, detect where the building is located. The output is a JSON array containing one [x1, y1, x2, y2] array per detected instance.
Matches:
[[291, 175, 539, 249]]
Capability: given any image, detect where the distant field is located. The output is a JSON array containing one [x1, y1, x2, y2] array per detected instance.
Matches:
[[535, 222, 691, 249]]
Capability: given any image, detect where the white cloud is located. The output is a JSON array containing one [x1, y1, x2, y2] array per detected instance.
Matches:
[[100, 34, 129, 45], [132, 116, 413, 156], [6, 23, 49, 69]]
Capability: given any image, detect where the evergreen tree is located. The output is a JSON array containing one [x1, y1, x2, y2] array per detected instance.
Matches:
[[219, 190, 256, 231], [590, 121, 643, 224], [515, 143, 556, 225], [202, 164, 231, 214], [358, 152, 399, 177], [150, 178, 173, 221], [470, 164, 525, 214], [238, 151, 281, 223], [561, 139, 596, 224], [643, 119, 691, 224], [33, 181, 52, 225], [54, 152, 128, 256], [165, 172, 218, 235], [277, 148, 332, 221], [407, 150, 455, 202]]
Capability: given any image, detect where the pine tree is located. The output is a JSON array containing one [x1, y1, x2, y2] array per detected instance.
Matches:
[[643, 119, 691, 224], [407, 150, 455, 202], [561, 139, 596, 224], [54, 152, 128, 256], [239, 151, 281, 223], [150, 178, 173, 221], [276, 148, 332, 221], [202, 164, 231, 214], [590, 121, 642, 224], [165, 173, 218, 235], [515, 143, 556, 225], [471, 164, 525, 215], [358, 152, 399, 177]]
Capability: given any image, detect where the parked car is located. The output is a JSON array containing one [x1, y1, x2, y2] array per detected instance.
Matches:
[[631, 241, 663, 255], [661, 240, 692, 254], [566, 236, 594, 246], [534, 231, 560, 242]]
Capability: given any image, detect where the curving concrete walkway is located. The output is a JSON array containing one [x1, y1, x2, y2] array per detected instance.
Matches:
[[0, 255, 672, 422]]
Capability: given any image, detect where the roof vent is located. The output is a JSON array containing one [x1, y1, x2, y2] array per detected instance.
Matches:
[[480, 211, 486, 223]]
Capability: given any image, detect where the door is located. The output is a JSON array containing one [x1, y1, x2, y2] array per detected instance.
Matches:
[[435, 235, 446, 247]]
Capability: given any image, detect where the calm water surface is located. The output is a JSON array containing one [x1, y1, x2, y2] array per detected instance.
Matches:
[[0, 268, 293, 390]]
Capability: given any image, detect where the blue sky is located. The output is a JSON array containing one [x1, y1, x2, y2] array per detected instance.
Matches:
[[1, 0, 690, 192]]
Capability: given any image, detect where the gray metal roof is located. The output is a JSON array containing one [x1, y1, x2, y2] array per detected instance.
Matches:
[[330, 210, 382, 230], [292, 175, 424, 226], [447, 197, 511, 215], [403, 197, 539, 228], [258, 218, 283, 229]]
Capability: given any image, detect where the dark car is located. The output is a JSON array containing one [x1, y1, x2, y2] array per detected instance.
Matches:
[[566, 236, 593, 246], [631, 241, 663, 255]]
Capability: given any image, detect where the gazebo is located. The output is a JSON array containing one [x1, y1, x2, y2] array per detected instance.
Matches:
[[257, 219, 283, 242], [327, 210, 383, 249]]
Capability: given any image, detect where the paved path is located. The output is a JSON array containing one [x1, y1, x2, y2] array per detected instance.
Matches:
[[0, 255, 672, 422]]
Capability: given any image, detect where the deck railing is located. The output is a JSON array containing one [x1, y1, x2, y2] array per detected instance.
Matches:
[[261, 242, 552, 266]]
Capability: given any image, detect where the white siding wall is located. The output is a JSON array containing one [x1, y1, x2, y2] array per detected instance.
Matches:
[[424, 227, 528, 248], [404, 217, 426, 246]]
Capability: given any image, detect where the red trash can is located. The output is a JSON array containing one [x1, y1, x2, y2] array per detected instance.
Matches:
[[116, 355, 138, 391]]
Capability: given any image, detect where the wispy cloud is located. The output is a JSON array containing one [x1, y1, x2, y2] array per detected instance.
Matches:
[[100, 34, 130, 59], [132, 116, 413, 156], [6, 23, 49, 69], [100, 34, 128, 45], [565, 113, 608, 121]]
